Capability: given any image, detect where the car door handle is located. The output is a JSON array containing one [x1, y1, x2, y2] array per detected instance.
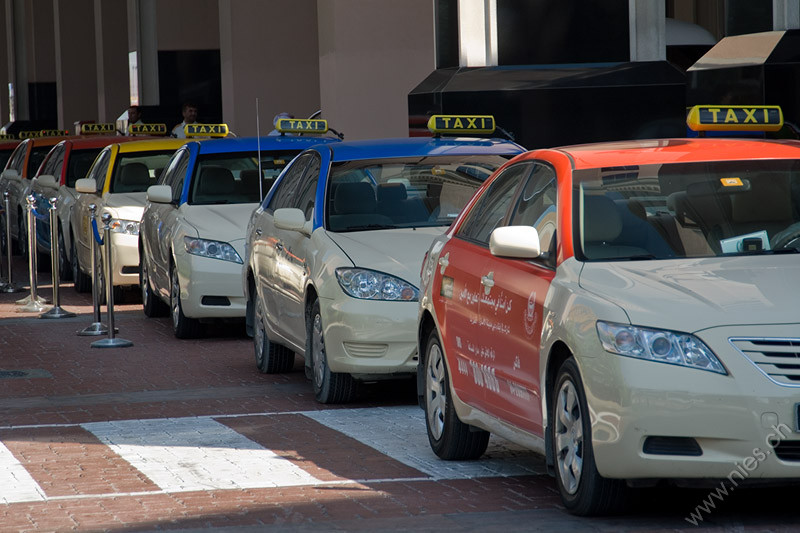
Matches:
[[481, 272, 495, 293], [275, 242, 284, 251], [255, 228, 262, 236], [438, 252, 449, 269]]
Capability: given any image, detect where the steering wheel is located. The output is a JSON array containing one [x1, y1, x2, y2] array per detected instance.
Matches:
[[770, 222, 800, 250]]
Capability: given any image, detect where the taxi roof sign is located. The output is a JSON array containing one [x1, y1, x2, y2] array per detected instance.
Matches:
[[0, 134, 17, 141], [128, 123, 168, 135], [80, 123, 116, 135], [18, 129, 69, 139], [275, 118, 328, 134], [185, 123, 229, 137], [687, 105, 783, 132], [427, 115, 495, 135]]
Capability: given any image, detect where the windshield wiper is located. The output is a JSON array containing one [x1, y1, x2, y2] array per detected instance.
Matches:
[[623, 254, 658, 261], [342, 224, 399, 231]]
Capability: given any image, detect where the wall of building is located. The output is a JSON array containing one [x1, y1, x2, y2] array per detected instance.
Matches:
[[156, 0, 219, 51], [317, 0, 436, 140], [219, 0, 320, 137]]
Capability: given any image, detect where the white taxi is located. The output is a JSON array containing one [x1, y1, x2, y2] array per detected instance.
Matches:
[[417, 106, 800, 515], [244, 115, 524, 403]]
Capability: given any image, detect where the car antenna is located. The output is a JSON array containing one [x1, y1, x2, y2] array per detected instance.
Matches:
[[256, 98, 263, 202]]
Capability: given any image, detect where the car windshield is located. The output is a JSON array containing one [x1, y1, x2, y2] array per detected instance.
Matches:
[[109, 151, 176, 193], [327, 154, 511, 232], [574, 159, 800, 260], [189, 151, 301, 205], [65, 148, 102, 187]]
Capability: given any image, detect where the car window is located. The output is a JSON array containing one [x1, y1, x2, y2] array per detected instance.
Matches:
[[0, 148, 15, 171], [457, 163, 531, 245], [86, 149, 111, 189], [40, 143, 65, 178], [293, 155, 320, 220], [6, 141, 28, 173], [28, 145, 55, 178], [268, 153, 312, 211], [65, 148, 103, 187], [508, 162, 557, 255], [109, 151, 176, 194], [170, 154, 190, 202]]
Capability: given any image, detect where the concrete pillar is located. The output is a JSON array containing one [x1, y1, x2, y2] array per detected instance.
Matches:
[[7, 0, 27, 121], [0, 1, 9, 123], [127, 0, 159, 105], [54, 0, 98, 129], [458, 0, 498, 67], [629, 0, 666, 61], [218, 0, 319, 137], [94, 0, 129, 122], [774, 0, 800, 30], [318, 0, 436, 140]]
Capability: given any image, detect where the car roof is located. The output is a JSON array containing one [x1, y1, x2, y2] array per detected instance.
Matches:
[[195, 135, 341, 155], [61, 135, 145, 149], [324, 136, 525, 162], [533, 138, 800, 170], [26, 135, 73, 147], [116, 138, 191, 153]]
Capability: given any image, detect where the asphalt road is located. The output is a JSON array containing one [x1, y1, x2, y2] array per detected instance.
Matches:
[[0, 256, 796, 532]]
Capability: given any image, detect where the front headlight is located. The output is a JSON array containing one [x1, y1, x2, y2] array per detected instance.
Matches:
[[109, 219, 140, 236], [596, 321, 726, 374], [335, 267, 419, 301], [183, 236, 243, 264]]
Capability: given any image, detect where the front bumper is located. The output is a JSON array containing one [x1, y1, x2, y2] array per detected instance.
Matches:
[[176, 252, 246, 319], [108, 233, 140, 287], [582, 323, 800, 480], [320, 296, 418, 377]]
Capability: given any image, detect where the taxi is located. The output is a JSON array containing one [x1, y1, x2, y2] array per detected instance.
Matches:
[[417, 105, 800, 515], [0, 130, 71, 254], [139, 122, 340, 339], [243, 115, 524, 404], [31, 124, 143, 280], [72, 132, 188, 300]]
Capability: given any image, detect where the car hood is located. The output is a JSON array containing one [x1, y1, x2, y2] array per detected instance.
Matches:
[[327, 227, 445, 286], [103, 192, 146, 221], [181, 203, 257, 245], [579, 256, 800, 332]]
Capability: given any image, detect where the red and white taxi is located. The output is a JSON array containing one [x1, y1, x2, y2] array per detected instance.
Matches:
[[417, 106, 800, 514]]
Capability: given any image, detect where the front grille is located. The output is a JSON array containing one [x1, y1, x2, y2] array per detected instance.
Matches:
[[730, 338, 800, 386], [201, 296, 231, 306], [643, 436, 702, 456], [774, 441, 800, 461]]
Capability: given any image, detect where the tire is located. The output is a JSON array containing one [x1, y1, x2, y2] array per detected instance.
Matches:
[[552, 357, 627, 516], [423, 328, 489, 460], [307, 298, 357, 404], [253, 293, 294, 373], [170, 263, 200, 339], [140, 256, 168, 317], [57, 227, 72, 282], [71, 238, 92, 293]]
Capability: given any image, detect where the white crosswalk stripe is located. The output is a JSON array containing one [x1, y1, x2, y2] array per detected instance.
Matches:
[[0, 442, 45, 504]]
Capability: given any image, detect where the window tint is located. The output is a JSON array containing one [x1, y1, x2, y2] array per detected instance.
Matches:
[[293, 155, 320, 219], [40, 144, 65, 178], [86, 149, 111, 190], [66, 148, 102, 187], [457, 163, 530, 245], [170, 154, 190, 201], [268, 153, 312, 211], [6, 141, 28, 173], [508, 163, 557, 255], [28, 146, 54, 178]]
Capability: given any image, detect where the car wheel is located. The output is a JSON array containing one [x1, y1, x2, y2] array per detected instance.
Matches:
[[253, 294, 294, 373], [170, 263, 200, 339], [57, 227, 72, 281], [423, 328, 489, 459], [71, 238, 92, 293], [552, 357, 626, 516], [307, 298, 357, 404], [140, 257, 167, 317]]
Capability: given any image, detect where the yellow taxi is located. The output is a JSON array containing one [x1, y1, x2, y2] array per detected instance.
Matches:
[[72, 133, 189, 300], [417, 106, 800, 514]]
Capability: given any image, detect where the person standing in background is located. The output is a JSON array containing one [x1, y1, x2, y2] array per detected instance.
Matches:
[[171, 102, 198, 138], [126, 105, 144, 135]]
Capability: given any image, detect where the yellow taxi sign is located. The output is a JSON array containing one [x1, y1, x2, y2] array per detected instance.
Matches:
[[427, 115, 495, 135], [80, 123, 116, 135], [128, 123, 168, 135], [687, 105, 783, 132], [275, 118, 328, 134], [185, 123, 229, 137], [0, 134, 17, 141], [19, 129, 69, 139]]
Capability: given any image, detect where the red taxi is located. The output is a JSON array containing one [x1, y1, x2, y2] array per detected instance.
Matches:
[[417, 106, 800, 514]]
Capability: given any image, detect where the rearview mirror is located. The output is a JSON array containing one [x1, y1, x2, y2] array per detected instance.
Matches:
[[36, 174, 58, 188], [75, 178, 97, 194], [147, 185, 173, 204], [274, 207, 310, 235], [489, 226, 541, 259]]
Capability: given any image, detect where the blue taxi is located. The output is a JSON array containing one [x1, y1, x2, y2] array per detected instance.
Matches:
[[139, 121, 341, 338], [243, 115, 525, 403]]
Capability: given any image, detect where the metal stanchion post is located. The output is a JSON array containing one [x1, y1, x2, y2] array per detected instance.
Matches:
[[18, 195, 49, 312], [78, 204, 110, 335], [1, 191, 24, 293], [91, 213, 132, 348], [40, 197, 76, 319]]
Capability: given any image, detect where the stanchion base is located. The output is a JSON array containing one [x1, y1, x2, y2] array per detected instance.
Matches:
[[90, 337, 133, 348], [0, 283, 25, 293], [16, 294, 47, 305], [18, 301, 50, 313], [40, 306, 77, 319], [77, 322, 116, 336]]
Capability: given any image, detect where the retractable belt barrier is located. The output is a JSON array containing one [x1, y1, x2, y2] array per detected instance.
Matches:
[[40, 196, 76, 319], [0, 191, 23, 293], [17, 195, 49, 313], [78, 203, 110, 336], [90, 212, 132, 348]]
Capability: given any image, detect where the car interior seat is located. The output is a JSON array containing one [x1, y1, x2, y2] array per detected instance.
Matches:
[[582, 195, 652, 259], [115, 162, 151, 193], [194, 166, 236, 204], [329, 181, 393, 231]]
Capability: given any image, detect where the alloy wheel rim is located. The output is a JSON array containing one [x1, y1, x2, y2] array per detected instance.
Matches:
[[312, 313, 325, 388], [555, 379, 583, 495], [425, 342, 446, 440]]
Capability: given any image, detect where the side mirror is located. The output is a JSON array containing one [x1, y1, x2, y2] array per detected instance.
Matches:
[[147, 185, 173, 204], [75, 178, 97, 194], [1, 169, 20, 181], [274, 207, 309, 235], [489, 225, 542, 259], [36, 174, 58, 189]]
